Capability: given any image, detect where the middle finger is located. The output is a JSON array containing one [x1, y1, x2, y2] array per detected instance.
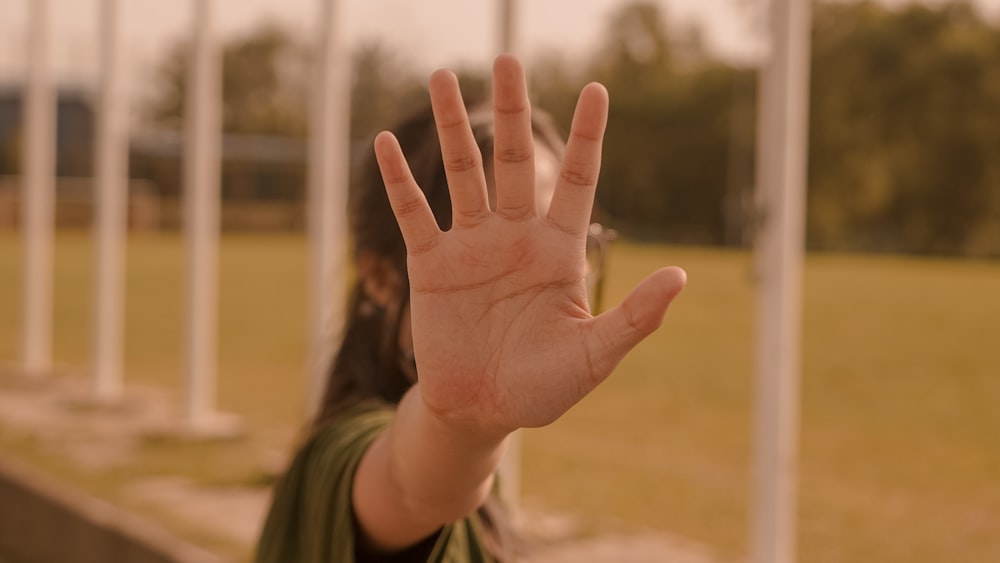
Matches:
[[492, 54, 536, 221]]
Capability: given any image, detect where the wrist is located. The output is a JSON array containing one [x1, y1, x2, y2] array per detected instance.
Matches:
[[412, 384, 514, 447], [412, 384, 514, 446], [385, 386, 510, 524]]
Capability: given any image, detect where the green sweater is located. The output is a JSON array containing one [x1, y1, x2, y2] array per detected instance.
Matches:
[[255, 403, 496, 563]]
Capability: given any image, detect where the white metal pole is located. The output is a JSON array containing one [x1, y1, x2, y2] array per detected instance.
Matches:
[[21, 0, 56, 378], [498, 0, 519, 56], [92, 0, 128, 402], [496, 0, 523, 520], [752, 0, 811, 562], [306, 0, 351, 417], [183, 0, 221, 426]]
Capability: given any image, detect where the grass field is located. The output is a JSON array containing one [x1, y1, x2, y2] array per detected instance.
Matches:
[[1, 232, 998, 562]]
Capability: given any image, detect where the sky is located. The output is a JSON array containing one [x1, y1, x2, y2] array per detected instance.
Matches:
[[0, 0, 774, 88], [1, 0, 999, 100]]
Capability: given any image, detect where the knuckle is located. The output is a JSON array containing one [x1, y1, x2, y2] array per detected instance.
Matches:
[[444, 154, 481, 173], [495, 103, 528, 117], [407, 239, 437, 257], [559, 155, 597, 187], [496, 147, 533, 165], [394, 196, 424, 218], [570, 129, 602, 143], [624, 307, 643, 333], [559, 167, 594, 187], [437, 116, 467, 131], [382, 172, 409, 186], [455, 206, 489, 225], [497, 202, 533, 220]]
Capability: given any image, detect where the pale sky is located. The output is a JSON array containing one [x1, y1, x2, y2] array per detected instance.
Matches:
[[0, 0, 770, 87], [1, 0, 999, 98]]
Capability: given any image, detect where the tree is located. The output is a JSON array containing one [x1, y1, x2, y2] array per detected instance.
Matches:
[[143, 24, 308, 135], [531, 1, 757, 244], [138, 26, 428, 204], [349, 41, 426, 143], [809, 0, 1000, 255]]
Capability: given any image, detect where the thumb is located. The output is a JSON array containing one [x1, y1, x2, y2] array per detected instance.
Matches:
[[587, 266, 687, 379]]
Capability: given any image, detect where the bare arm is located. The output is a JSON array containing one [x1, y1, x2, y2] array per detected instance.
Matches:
[[353, 386, 507, 551], [351, 54, 686, 553]]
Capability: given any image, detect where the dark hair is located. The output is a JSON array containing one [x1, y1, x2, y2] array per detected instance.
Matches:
[[313, 97, 565, 561]]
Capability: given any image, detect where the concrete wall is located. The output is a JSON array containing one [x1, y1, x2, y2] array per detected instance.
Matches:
[[0, 454, 229, 563]]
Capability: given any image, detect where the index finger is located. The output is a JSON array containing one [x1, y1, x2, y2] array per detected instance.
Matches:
[[545, 82, 609, 237]]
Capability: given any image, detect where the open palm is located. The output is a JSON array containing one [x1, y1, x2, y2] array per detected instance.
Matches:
[[374, 55, 686, 435]]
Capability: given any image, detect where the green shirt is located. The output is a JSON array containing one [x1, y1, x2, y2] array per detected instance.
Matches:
[[255, 403, 496, 563]]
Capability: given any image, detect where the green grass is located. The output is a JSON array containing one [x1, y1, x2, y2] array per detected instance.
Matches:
[[0, 232, 311, 423], [1, 232, 998, 563], [522, 246, 1000, 562]]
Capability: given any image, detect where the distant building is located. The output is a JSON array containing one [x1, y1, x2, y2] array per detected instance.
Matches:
[[0, 83, 95, 178], [0, 83, 311, 231]]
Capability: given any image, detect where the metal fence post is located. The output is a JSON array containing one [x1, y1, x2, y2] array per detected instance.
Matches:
[[752, 0, 812, 561], [22, 0, 56, 378], [183, 0, 222, 428], [306, 0, 351, 417], [92, 0, 129, 403]]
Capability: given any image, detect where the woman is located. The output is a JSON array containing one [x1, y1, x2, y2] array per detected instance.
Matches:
[[256, 55, 686, 562]]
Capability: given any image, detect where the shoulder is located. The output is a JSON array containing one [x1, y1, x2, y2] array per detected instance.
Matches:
[[289, 400, 396, 497], [297, 401, 396, 485], [312, 402, 396, 453], [255, 402, 394, 563]]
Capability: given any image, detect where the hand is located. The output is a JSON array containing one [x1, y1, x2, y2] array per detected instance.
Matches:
[[374, 55, 686, 436]]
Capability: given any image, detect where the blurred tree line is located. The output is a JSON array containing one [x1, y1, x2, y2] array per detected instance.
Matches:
[[137, 0, 1000, 256]]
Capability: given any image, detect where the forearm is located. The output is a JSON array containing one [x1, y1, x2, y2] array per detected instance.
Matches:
[[352, 384, 510, 552]]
